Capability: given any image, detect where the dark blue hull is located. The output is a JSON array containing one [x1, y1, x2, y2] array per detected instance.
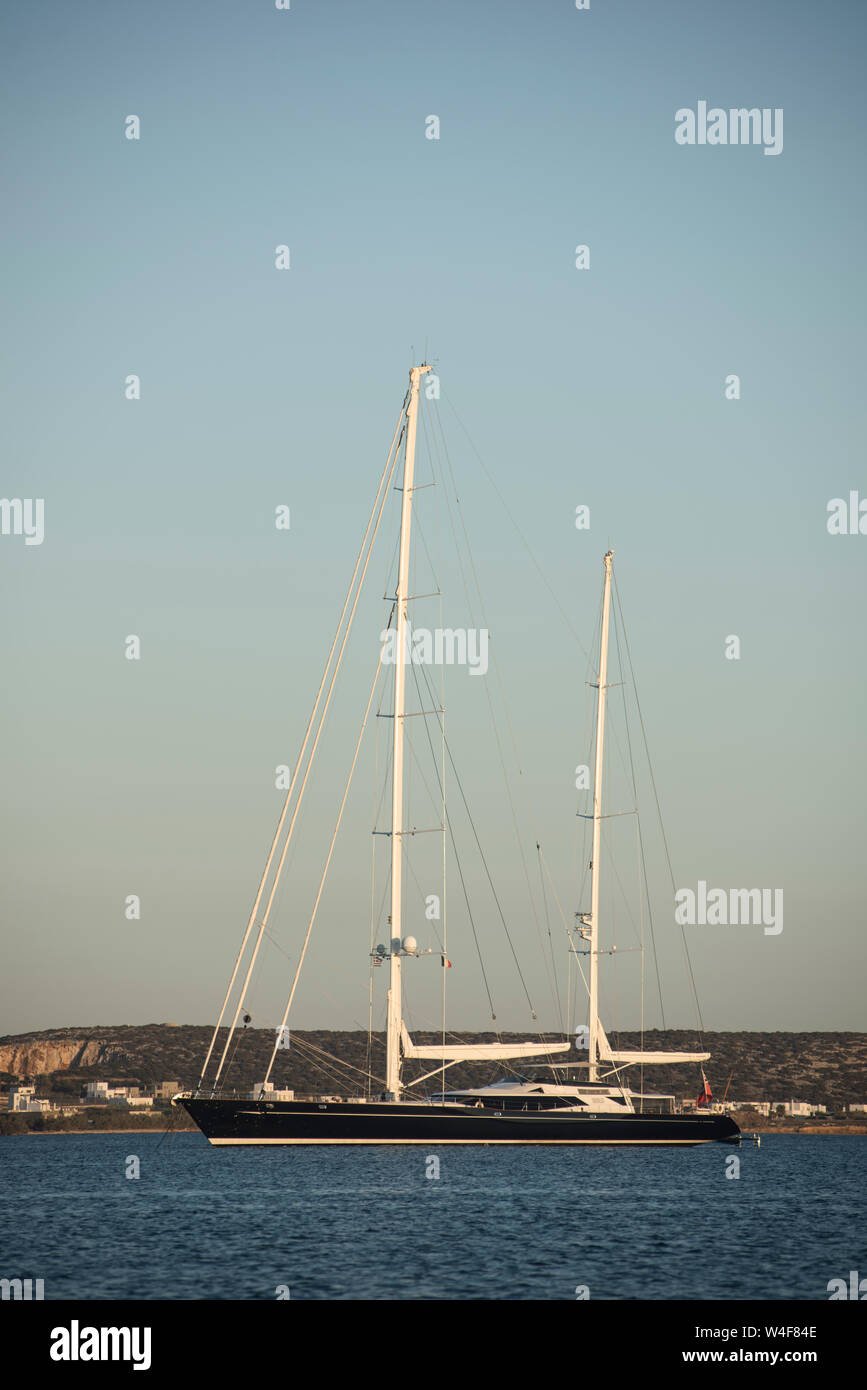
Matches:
[[181, 1097, 740, 1146]]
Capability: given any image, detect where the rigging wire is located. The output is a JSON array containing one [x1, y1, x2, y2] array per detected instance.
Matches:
[[427, 399, 555, 1025], [611, 591, 666, 1030], [262, 651, 386, 1088], [537, 843, 564, 1033], [442, 389, 590, 662], [201, 393, 409, 1092], [612, 572, 707, 1046], [408, 653, 498, 1019]]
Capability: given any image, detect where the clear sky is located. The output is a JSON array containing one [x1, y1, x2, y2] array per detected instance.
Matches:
[[1, 0, 864, 1042]]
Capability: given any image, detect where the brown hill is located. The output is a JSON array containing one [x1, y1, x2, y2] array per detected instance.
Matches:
[[1, 1025, 865, 1109]]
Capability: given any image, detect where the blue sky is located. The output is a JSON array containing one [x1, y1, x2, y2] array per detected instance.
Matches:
[[1, 1, 865, 1041]]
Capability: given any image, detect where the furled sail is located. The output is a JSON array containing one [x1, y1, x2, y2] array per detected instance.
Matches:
[[401, 1022, 571, 1062], [596, 1023, 709, 1066]]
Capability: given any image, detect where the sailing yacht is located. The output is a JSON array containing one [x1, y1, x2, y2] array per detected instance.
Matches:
[[176, 365, 739, 1146]]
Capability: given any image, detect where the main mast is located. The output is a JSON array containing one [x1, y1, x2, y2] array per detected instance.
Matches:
[[588, 549, 614, 1082], [385, 364, 431, 1098]]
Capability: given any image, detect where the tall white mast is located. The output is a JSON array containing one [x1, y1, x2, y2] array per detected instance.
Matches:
[[385, 364, 430, 1098], [588, 549, 614, 1082]]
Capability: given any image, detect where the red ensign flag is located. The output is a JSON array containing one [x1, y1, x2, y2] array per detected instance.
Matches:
[[696, 1080, 713, 1107]]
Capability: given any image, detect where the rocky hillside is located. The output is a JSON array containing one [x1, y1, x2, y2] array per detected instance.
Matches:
[[0, 1030, 134, 1077], [1, 1025, 865, 1109]]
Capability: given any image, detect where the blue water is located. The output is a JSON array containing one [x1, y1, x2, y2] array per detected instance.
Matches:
[[1, 1133, 864, 1299]]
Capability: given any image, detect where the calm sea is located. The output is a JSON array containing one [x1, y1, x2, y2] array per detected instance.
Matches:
[[1, 1132, 864, 1300]]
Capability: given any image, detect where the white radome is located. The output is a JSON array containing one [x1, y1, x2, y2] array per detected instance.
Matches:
[[403, 936, 417, 954]]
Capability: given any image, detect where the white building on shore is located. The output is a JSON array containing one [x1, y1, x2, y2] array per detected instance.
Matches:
[[251, 1082, 294, 1102], [151, 1081, 182, 1100], [84, 1081, 152, 1105], [723, 1099, 828, 1117], [7, 1084, 52, 1113], [723, 1100, 771, 1116], [772, 1099, 827, 1117]]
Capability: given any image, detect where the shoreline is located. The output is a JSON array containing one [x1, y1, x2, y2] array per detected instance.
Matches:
[[770, 1125, 867, 1135], [14, 1127, 196, 1135], [8, 1124, 866, 1137]]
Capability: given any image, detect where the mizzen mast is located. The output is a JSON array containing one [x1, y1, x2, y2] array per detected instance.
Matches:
[[588, 549, 614, 1081]]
